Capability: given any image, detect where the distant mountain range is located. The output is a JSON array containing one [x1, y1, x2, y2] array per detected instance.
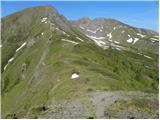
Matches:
[[1, 6, 159, 119]]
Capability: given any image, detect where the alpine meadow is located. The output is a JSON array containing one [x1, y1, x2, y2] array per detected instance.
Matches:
[[1, 2, 159, 119]]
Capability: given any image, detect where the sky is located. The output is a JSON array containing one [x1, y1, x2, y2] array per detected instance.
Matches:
[[1, 1, 159, 31]]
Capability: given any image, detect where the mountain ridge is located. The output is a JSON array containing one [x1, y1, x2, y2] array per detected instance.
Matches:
[[1, 5, 159, 119]]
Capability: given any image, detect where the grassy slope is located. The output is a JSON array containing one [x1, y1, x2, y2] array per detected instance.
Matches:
[[2, 27, 158, 118], [1, 10, 159, 118]]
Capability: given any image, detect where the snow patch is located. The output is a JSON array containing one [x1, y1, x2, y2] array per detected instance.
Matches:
[[86, 35, 106, 47], [41, 17, 47, 22], [126, 38, 133, 43], [76, 37, 84, 42], [116, 48, 121, 51], [62, 31, 66, 35], [4, 57, 15, 70], [150, 38, 158, 41], [137, 33, 145, 38], [41, 32, 44, 35], [133, 38, 139, 44], [86, 29, 97, 34], [55, 28, 59, 30], [94, 40, 106, 47], [114, 41, 120, 44], [137, 53, 143, 55], [108, 39, 112, 42], [80, 26, 85, 30], [107, 32, 112, 39], [61, 39, 79, 45], [113, 27, 116, 30], [0, 44, 2, 47], [4, 64, 9, 70], [8, 57, 14, 63], [154, 36, 159, 38], [144, 55, 152, 59], [86, 35, 105, 40], [16, 42, 26, 52], [128, 34, 130, 37], [71, 73, 79, 79], [98, 41, 106, 45]]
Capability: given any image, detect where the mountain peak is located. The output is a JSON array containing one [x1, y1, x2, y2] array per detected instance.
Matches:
[[79, 16, 91, 24]]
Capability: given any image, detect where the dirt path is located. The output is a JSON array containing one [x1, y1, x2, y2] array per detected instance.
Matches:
[[40, 91, 158, 119], [89, 91, 155, 118]]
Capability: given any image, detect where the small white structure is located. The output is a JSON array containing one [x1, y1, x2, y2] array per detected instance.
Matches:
[[71, 73, 79, 79]]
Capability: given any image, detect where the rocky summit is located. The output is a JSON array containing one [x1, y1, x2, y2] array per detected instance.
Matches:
[[1, 6, 159, 119]]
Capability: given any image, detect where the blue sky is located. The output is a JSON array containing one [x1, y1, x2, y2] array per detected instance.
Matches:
[[1, 1, 159, 31]]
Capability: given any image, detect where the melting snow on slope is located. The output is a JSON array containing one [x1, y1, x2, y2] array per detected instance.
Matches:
[[93, 40, 106, 47], [86, 29, 97, 34], [127, 38, 133, 43], [55, 28, 66, 35], [4, 64, 8, 70], [113, 27, 116, 30], [86, 35, 106, 40], [41, 17, 47, 22], [137, 33, 145, 38], [80, 26, 85, 30], [0, 44, 2, 47], [150, 38, 158, 41], [4, 42, 26, 70], [84, 27, 103, 34], [62, 31, 66, 35], [144, 55, 152, 59], [8, 57, 14, 62], [16, 42, 26, 52], [133, 38, 139, 44], [71, 73, 79, 79], [107, 32, 112, 39], [108, 39, 112, 42], [128, 35, 131, 37], [86, 35, 106, 47], [55, 28, 60, 30], [76, 37, 84, 42], [4, 57, 15, 70], [138, 53, 152, 59], [61, 39, 79, 45], [114, 41, 120, 44]]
